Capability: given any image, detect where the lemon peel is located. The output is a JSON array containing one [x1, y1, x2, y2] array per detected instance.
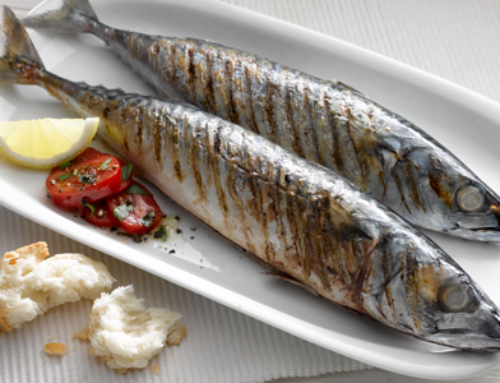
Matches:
[[0, 118, 99, 169]]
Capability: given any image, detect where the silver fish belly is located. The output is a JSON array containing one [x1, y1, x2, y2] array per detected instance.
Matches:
[[4, 6, 500, 350], [23, 0, 500, 241]]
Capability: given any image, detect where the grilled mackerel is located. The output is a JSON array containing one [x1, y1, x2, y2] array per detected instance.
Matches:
[[23, 0, 500, 241], [3, 7, 500, 350]]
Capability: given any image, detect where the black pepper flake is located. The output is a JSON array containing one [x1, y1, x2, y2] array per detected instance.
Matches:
[[190, 236, 194, 240], [59, 189, 62, 193], [174, 216, 180, 221], [190, 226, 196, 231], [46, 193, 51, 199], [81, 197, 88, 205], [133, 234, 142, 243], [176, 229, 182, 234], [169, 249, 176, 254], [67, 196, 71, 199], [154, 231, 162, 239], [110, 227, 117, 232]]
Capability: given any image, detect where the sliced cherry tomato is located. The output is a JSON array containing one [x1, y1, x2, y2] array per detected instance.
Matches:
[[83, 199, 121, 227], [46, 151, 122, 208], [71, 148, 133, 193], [70, 147, 103, 164], [106, 181, 163, 236]]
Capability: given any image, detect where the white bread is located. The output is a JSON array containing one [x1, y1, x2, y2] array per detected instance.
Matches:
[[0, 242, 115, 331], [88, 285, 185, 371]]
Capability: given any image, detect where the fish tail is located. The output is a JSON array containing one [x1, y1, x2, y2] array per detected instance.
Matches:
[[22, 0, 98, 34], [0, 7, 45, 85]]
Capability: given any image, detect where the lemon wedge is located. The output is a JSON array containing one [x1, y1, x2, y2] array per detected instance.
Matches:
[[0, 117, 100, 169]]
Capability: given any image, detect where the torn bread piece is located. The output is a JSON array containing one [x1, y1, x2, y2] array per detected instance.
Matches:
[[44, 342, 68, 356], [0, 242, 115, 331], [88, 285, 186, 371]]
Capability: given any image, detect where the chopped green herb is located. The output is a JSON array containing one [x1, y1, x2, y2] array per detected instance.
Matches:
[[59, 160, 73, 169], [158, 225, 168, 242], [58, 174, 72, 181], [100, 158, 112, 171], [78, 174, 90, 184], [121, 163, 133, 181], [139, 216, 153, 227], [83, 203, 96, 217], [125, 183, 151, 195], [113, 202, 134, 221]]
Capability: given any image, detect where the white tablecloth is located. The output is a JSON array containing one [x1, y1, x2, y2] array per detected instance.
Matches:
[[3, 1, 500, 382]]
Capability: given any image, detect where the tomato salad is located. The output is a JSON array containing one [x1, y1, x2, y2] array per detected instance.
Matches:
[[46, 148, 163, 239]]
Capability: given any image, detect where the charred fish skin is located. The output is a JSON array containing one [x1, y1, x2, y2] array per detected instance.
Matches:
[[4, 6, 500, 350], [22, 0, 500, 241]]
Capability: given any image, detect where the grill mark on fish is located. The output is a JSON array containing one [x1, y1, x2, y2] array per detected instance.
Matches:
[[302, 86, 322, 165], [190, 122, 209, 205], [186, 43, 196, 101], [392, 163, 411, 214], [285, 81, 305, 160], [224, 54, 238, 124], [248, 167, 271, 263], [428, 156, 453, 209], [152, 106, 164, 169], [406, 160, 426, 213], [209, 125, 230, 225], [313, 198, 331, 290], [243, 60, 259, 135], [264, 69, 280, 142], [169, 114, 184, 182], [135, 103, 144, 156], [344, 109, 365, 188], [166, 41, 176, 89], [203, 47, 216, 114]]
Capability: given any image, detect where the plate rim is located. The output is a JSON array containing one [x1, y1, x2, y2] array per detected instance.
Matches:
[[2, 0, 498, 379]]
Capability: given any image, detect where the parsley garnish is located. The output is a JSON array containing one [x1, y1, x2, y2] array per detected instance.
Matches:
[[139, 216, 153, 227], [113, 201, 134, 221], [121, 163, 133, 181], [100, 158, 112, 171], [59, 160, 73, 169], [78, 174, 91, 184], [125, 184, 151, 195], [83, 203, 96, 217], [158, 225, 168, 242], [58, 174, 72, 181]]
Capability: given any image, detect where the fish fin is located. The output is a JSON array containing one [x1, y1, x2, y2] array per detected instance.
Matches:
[[0, 7, 44, 85], [270, 273, 320, 296], [336, 81, 365, 96], [23, 0, 98, 34]]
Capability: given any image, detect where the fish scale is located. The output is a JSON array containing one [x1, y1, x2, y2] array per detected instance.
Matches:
[[24, 0, 500, 240]]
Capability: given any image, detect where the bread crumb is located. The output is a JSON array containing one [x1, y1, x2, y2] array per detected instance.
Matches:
[[0, 242, 115, 331], [73, 327, 89, 342], [88, 285, 184, 371], [44, 342, 67, 356], [152, 363, 160, 375], [167, 322, 187, 346]]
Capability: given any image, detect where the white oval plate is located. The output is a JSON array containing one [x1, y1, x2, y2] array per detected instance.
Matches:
[[1, 0, 500, 379]]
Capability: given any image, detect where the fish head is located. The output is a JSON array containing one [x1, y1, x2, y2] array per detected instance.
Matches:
[[384, 143, 500, 241], [359, 231, 500, 351], [425, 151, 500, 241]]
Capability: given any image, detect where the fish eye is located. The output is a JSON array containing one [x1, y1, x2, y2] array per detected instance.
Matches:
[[456, 185, 485, 212], [438, 283, 478, 313]]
